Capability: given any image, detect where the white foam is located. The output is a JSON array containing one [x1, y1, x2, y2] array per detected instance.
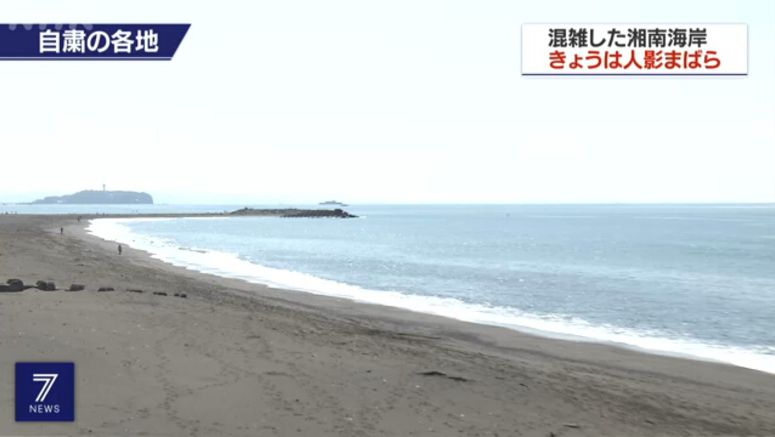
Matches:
[[87, 218, 775, 375]]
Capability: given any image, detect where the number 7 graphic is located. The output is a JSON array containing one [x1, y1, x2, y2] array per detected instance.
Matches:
[[32, 373, 58, 402]]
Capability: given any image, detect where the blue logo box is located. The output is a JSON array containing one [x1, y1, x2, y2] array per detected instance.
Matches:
[[15, 362, 75, 422]]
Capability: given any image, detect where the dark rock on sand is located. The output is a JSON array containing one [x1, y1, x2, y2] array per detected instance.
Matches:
[[6, 279, 25, 292], [98, 287, 115, 292], [153, 291, 168, 296], [126, 288, 144, 293], [0, 284, 18, 292], [36, 280, 56, 291], [68, 284, 85, 292], [418, 370, 470, 382]]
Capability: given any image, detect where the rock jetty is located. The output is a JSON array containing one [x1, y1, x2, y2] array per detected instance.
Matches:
[[229, 208, 357, 218]]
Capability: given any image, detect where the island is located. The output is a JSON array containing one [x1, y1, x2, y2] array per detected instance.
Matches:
[[30, 190, 153, 205], [319, 200, 348, 207]]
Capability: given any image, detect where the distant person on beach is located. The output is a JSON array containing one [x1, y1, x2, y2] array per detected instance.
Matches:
[[60, 227, 63, 235], [118, 244, 123, 255]]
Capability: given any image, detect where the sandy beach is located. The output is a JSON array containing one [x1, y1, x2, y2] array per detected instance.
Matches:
[[1, 214, 775, 437]]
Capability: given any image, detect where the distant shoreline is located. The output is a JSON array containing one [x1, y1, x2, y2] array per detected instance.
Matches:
[[3, 207, 358, 219]]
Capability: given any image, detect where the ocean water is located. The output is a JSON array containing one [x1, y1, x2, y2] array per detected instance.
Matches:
[[85, 204, 775, 374]]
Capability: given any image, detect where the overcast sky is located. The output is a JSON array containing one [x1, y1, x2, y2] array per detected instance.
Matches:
[[2, 0, 773, 204]]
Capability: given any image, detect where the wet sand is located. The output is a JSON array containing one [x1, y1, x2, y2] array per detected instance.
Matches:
[[1, 214, 774, 436]]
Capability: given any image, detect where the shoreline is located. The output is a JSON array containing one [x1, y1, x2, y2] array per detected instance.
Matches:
[[2, 214, 775, 436], [85, 215, 774, 375]]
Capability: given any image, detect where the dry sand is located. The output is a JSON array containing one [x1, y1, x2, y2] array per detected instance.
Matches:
[[1, 214, 774, 436]]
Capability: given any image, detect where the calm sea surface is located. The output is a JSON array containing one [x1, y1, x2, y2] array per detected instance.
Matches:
[[7, 204, 773, 373]]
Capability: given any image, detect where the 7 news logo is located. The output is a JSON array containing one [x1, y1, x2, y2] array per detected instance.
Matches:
[[15, 362, 75, 422]]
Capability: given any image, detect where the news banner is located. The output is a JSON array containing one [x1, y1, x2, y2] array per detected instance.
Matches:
[[522, 24, 747, 75], [0, 24, 190, 60]]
